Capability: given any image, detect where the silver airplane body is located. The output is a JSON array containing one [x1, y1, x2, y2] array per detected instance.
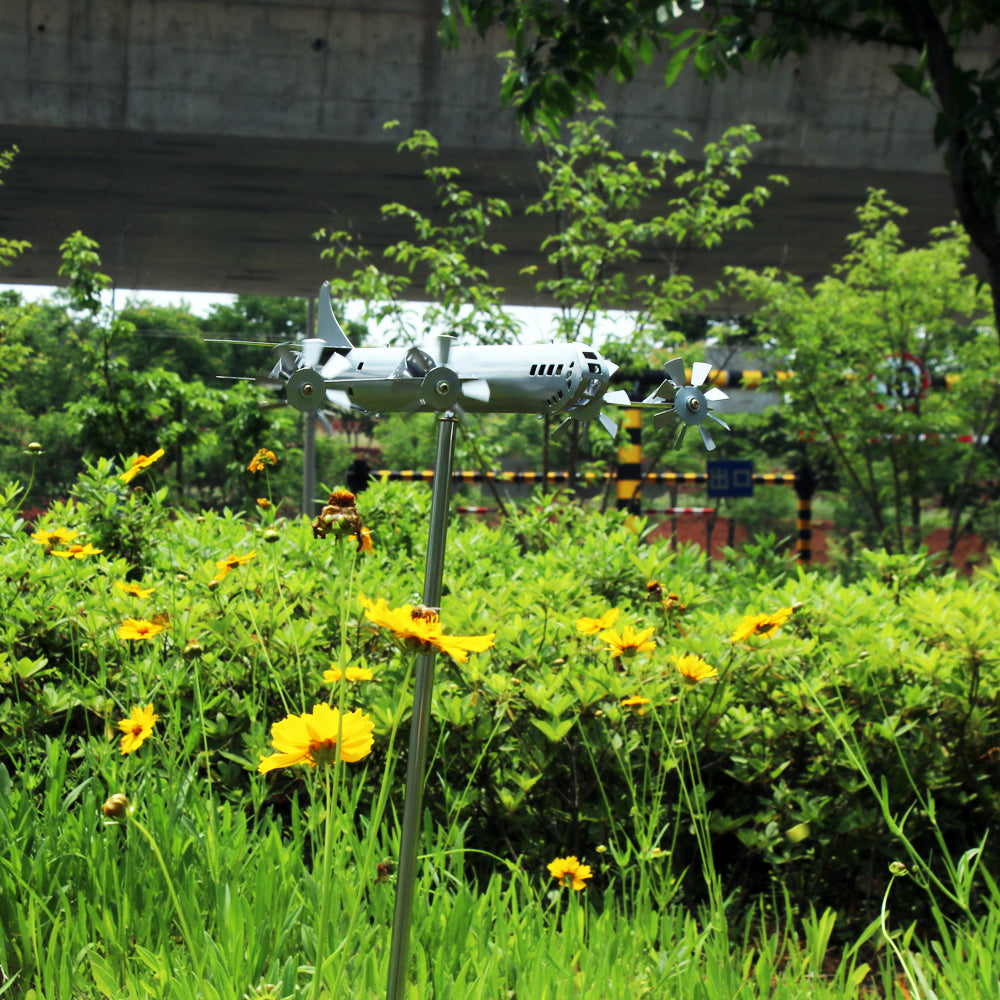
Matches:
[[249, 282, 727, 446]]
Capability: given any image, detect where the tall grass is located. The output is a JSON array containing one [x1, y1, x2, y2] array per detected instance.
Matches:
[[1, 470, 998, 998]]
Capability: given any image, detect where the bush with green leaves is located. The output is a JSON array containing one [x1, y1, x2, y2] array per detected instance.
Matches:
[[3, 453, 997, 960]]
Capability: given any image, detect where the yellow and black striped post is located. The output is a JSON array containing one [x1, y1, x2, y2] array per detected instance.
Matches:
[[616, 407, 643, 512], [793, 466, 818, 563]]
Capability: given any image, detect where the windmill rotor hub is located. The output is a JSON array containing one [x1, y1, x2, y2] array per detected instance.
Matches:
[[422, 366, 460, 411], [674, 387, 707, 425], [285, 368, 325, 412]]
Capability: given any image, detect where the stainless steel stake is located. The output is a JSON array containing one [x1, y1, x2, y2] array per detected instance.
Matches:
[[385, 413, 457, 1000]]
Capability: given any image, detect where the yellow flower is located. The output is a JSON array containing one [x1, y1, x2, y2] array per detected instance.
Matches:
[[120, 448, 165, 484], [117, 704, 159, 754], [324, 666, 374, 683], [256, 497, 272, 509], [257, 704, 374, 772], [51, 542, 103, 559], [547, 856, 593, 891], [730, 607, 794, 643], [117, 618, 167, 641], [598, 624, 656, 658], [575, 608, 621, 635], [621, 695, 651, 708], [115, 580, 155, 599], [360, 596, 495, 664], [31, 527, 79, 549], [212, 550, 257, 583], [358, 527, 374, 554], [671, 653, 718, 684], [248, 448, 277, 473]]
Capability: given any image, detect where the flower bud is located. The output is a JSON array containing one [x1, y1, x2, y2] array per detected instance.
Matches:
[[183, 639, 204, 659], [102, 793, 130, 820], [263, 527, 280, 544]]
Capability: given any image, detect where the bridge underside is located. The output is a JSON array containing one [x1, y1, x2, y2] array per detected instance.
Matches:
[[0, 122, 964, 306]]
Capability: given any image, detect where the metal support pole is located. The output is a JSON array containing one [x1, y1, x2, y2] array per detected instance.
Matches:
[[385, 413, 458, 1000], [302, 295, 318, 518]]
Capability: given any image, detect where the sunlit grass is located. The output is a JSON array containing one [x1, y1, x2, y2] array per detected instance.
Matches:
[[1, 470, 999, 998]]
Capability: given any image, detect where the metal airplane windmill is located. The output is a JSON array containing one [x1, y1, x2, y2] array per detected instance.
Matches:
[[251, 282, 633, 436], [233, 282, 729, 1000]]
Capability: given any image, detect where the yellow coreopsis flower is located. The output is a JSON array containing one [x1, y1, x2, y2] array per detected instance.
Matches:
[[248, 448, 277, 473], [117, 704, 159, 754], [51, 542, 103, 559], [257, 704, 375, 772], [117, 618, 168, 641], [574, 608, 621, 635], [324, 666, 374, 683], [598, 624, 656, 659], [621, 695, 651, 708], [31, 527, 79, 549], [114, 580, 155, 599], [547, 856, 593, 891], [212, 550, 257, 583], [120, 448, 165, 484], [360, 596, 495, 664], [671, 652, 718, 684], [730, 607, 794, 644]]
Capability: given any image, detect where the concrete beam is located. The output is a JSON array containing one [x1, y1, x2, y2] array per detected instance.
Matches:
[[0, 1, 994, 301]]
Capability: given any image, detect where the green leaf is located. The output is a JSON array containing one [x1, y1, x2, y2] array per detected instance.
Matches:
[[663, 45, 691, 89], [890, 61, 930, 96], [530, 717, 575, 742]]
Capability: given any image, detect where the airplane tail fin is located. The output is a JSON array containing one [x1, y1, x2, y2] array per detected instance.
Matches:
[[318, 282, 354, 351]]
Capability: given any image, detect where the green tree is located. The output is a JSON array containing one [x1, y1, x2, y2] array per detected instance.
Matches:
[[316, 106, 781, 489], [723, 189, 997, 555], [443, 1, 1000, 339]]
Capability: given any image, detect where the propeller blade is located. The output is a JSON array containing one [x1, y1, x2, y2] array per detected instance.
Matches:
[[691, 361, 713, 387], [254, 374, 285, 391], [598, 411, 619, 439], [316, 410, 333, 435], [603, 389, 632, 407], [300, 338, 325, 369], [460, 378, 491, 403], [552, 418, 571, 438], [321, 352, 352, 379], [643, 380, 676, 405], [663, 357, 687, 387], [699, 424, 717, 451], [672, 423, 688, 450], [705, 386, 728, 402], [325, 389, 353, 412], [276, 346, 298, 372], [708, 412, 731, 431], [652, 409, 675, 431], [437, 335, 453, 367]]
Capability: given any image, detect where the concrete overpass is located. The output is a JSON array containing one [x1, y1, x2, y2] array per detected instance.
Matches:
[[0, 1, 994, 303]]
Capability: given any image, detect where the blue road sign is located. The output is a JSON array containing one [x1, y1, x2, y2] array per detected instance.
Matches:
[[707, 459, 754, 498]]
